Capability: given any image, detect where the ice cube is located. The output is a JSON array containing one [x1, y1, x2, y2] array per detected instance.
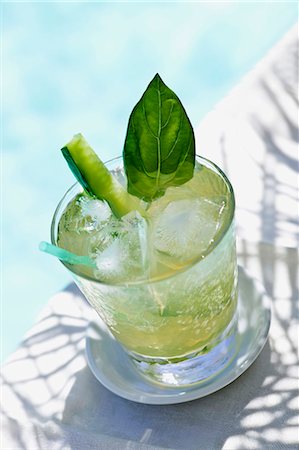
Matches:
[[153, 198, 226, 263], [58, 194, 114, 256], [94, 211, 149, 283], [95, 238, 125, 278], [79, 196, 111, 223]]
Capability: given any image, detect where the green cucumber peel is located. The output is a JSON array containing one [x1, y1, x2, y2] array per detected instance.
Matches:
[[61, 133, 146, 218], [123, 73, 195, 201], [61, 146, 94, 196]]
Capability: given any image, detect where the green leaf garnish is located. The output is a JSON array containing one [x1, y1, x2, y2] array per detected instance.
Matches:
[[123, 73, 195, 201]]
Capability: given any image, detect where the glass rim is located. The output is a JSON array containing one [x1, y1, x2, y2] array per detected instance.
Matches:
[[51, 155, 235, 287]]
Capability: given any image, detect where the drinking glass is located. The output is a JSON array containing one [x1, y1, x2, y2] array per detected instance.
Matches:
[[51, 156, 238, 386]]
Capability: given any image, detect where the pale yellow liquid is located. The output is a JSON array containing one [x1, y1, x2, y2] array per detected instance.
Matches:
[[57, 161, 237, 360]]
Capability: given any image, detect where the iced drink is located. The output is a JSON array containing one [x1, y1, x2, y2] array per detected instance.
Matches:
[[52, 156, 237, 385], [48, 74, 238, 385]]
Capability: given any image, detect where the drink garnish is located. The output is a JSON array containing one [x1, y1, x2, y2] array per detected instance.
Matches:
[[61, 75, 195, 215], [123, 73, 195, 201], [61, 133, 146, 218]]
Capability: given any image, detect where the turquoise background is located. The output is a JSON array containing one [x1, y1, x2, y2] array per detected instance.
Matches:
[[2, 2, 298, 362]]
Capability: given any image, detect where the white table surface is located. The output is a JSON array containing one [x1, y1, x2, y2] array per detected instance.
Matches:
[[1, 26, 298, 450]]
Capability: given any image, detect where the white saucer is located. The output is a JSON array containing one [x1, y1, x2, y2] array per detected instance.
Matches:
[[85, 266, 271, 404]]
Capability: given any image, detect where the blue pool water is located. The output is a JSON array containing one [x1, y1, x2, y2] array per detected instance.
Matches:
[[2, 2, 298, 362]]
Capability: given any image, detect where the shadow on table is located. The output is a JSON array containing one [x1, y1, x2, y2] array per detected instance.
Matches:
[[61, 240, 298, 449], [2, 248, 297, 450], [61, 339, 275, 450], [2, 253, 297, 450], [1, 283, 91, 449]]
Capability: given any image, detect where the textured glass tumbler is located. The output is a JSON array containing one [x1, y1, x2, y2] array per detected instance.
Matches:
[[51, 157, 238, 386]]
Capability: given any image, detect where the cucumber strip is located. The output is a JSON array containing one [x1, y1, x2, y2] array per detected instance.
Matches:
[[61, 134, 146, 218]]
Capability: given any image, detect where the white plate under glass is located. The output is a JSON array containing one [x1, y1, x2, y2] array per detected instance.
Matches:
[[85, 266, 271, 405]]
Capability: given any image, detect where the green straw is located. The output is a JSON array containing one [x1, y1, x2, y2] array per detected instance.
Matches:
[[39, 241, 96, 268]]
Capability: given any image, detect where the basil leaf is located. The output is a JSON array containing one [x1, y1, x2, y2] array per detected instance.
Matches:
[[123, 73, 195, 201]]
